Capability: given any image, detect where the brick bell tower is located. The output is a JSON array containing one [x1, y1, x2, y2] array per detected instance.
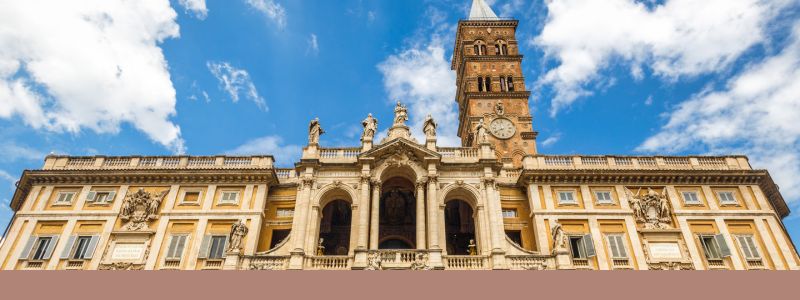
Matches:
[[452, 0, 538, 166]]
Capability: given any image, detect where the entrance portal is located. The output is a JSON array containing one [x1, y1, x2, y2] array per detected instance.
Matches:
[[378, 177, 416, 249], [318, 200, 351, 255], [444, 200, 476, 255]]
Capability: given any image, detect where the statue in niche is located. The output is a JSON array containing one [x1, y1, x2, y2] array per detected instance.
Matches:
[[316, 238, 325, 256], [468, 239, 477, 256], [227, 220, 249, 253], [308, 117, 325, 144], [550, 219, 568, 252], [385, 189, 407, 225], [423, 114, 437, 138], [627, 188, 672, 229], [361, 113, 378, 141], [119, 188, 168, 231], [475, 118, 489, 144], [393, 101, 408, 126]]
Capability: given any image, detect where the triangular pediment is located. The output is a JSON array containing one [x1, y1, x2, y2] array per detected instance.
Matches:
[[360, 138, 440, 162]]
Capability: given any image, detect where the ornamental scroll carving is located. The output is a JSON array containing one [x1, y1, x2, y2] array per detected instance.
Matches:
[[627, 188, 672, 230], [377, 144, 420, 169], [119, 188, 168, 231]]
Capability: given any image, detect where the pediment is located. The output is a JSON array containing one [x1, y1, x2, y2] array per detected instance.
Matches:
[[360, 138, 440, 162]]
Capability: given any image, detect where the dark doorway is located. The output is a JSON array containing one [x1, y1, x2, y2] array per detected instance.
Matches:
[[318, 200, 352, 255], [445, 200, 476, 255]]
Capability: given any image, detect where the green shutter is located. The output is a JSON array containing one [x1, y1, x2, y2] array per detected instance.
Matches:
[[42, 235, 60, 260], [60, 236, 76, 259], [107, 191, 116, 203], [583, 234, 596, 257], [83, 235, 100, 259], [85, 191, 97, 203], [715, 234, 732, 257], [19, 235, 36, 259], [198, 235, 211, 259]]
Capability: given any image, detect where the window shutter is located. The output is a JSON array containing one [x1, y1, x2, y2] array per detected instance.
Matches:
[[715, 234, 732, 257], [176, 236, 187, 259], [42, 235, 60, 260], [166, 235, 178, 258], [583, 234, 596, 257], [107, 191, 116, 203], [607, 235, 619, 258], [85, 191, 97, 203], [19, 236, 37, 259], [83, 235, 100, 259], [736, 236, 752, 259], [616, 236, 627, 258], [198, 235, 211, 259], [60, 236, 77, 259]]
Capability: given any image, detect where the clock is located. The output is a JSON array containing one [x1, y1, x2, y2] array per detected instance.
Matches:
[[489, 118, 516, 139]]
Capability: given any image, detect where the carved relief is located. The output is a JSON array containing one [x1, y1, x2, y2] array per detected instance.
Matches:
[[627, 188, 672, 229], [119, 188, 168, 231]]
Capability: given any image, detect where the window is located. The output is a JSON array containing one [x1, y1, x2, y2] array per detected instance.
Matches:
[[54, 192, 75, 205], [717, 191, 737, 205], [181, 190, 202, 204], [506, 230, 523, 246], [595, 191, 614, 205], [682, 191, 701, 205], [495, 41, 508, 55], [477, 76, 492, 92], [499, 77, 507, 92], [72, 236, 92, 259], [477, 77, 484, 92], [699, 234, 731, 260], [270, 229, 291, 249], [606, 234, 628, 259], [208, 236, 227, 259], [485, 77, 492, 92], [27, 236, 56, 260], [87, 190, 115, 204], [60, 235, 99, 260], [165, 235, 188, 260], [506, 76, 514, 92], [219, 191, 239, 205], [735, 235, 761, 260], [473, 41, 487, 55], [277, 208, 294, 217], [558, 191, 577, 205], [569, 234, 596, 259], [502, 209, 518, 218]]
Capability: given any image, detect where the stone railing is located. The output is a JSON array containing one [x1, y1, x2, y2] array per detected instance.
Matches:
[[443, 255, 489, 270], [305, 256, 352, 270], [43, 155, 274, 170], [246, 255, 290, 270], [437, 147, 479, 158], [275, 168, 297, 179], [524, 155, 750, 171], [369, 249, 427, 269], [506, 255, 553, 270], [317, 147, 361, 163]]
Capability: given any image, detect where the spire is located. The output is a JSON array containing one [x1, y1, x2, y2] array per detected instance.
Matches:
[[469, 0, 499, 20]]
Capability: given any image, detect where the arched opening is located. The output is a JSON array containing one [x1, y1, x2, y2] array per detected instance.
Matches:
[[444, 200, 476, 255], [318, 199, 352, 255], [379, 176, 416, 249]]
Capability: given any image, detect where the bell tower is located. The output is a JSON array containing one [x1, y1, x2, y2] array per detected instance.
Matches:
[[452, 0, 538, 166]]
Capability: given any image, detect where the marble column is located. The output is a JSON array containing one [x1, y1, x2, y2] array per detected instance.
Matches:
[[426, 176, 440, 249], [415, 180, 427, 249], [369, 181, 381, 249], [357, 176, 371, 249], [288, 178, 313, 270]]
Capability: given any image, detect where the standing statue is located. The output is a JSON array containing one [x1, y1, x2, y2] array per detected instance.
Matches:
[[361, 113, 378, 141], [308, 117, 325, 144], [468, 239, 477, 256], [475, 118, 489, 144], [551, 219, 568, 252], [627, 188, 645, 222], [393, 101, 408, 126], [627, 187, 673, 229], [316, 238, 325, 256], [423, 115, 437, 138], [227, 220, 249, 253]]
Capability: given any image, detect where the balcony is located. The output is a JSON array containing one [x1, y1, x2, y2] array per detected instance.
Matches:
[[523, 155, 750, 171], [306, 256, 351, 270], [443, 255, 489, 270], [506, 255, 553, 270], [246, 255, 290, 270], [43, 155, 275, 171]]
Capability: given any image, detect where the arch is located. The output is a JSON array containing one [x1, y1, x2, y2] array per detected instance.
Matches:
[[313, 183, 358, 208], [379, 236, 414, 249], [494, 39, 508, 55], [440, 183, 482, 208], [309, 184, 358, 256], [473, 40, 488, 55], [372, 157, 427, 184], [318, 199, 352, 255], [444, 199, 477, 255], [439, 184, 486, 255]]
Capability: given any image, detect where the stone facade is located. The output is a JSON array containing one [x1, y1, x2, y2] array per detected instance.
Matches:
[[0, 1, 798, 271]]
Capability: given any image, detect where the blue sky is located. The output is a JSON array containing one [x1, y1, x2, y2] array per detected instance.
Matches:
[[1, 0, 800, 245]]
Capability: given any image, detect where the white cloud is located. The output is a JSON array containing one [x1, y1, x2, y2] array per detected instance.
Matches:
[[307, 34, 319, 56], [644, 95, 654, 106], [541, 133, 561, 147], [178, 0, 208, 20], [639, 22, 800, 201], [378, 35, 460, 146], [0, 0, 185, 153], [0, 170, 14, 183], [535, 0, 790, 115], [0, 143, 44, 163], [207, 61, 267, 111], [245, 0, 287, 29], [227, 135, 301, 167]]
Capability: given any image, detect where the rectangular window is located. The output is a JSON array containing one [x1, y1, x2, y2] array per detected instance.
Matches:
[[477, 77, 484, 92], [277, 208, 294, 217], [735, 235, 761, 260], [71, 236, 93, 260], [507, 77, 514, 92], [485, 77, 492, 92], [699, 234, 731, 260], [558, 191, 577, 205], [502, 209, 518, 218], [31, 237, 53, 260], [165, 235, 188, 260], [595, 191, 614, 205], [569, 234, 596, 259], [219, 191, 239, 205], [718, 191, 737, 205], [606, 234, 628, 259], [682, 191, 701, 205], [208, 236, 227, 259], [182, 191, 202, 204], [270, 230, 291, 249], [499, 77, 507, 92], [506, 230, 523, 246], [54, 192, 75, 205]]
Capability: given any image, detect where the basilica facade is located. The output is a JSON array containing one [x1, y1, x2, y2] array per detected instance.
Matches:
[[0, 0, 798, 271]]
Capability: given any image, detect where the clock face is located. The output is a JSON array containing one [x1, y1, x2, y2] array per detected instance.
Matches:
[[489, 118, 516, 139]]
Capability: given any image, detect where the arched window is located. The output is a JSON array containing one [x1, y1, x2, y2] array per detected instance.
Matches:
[[477, 77, 484, 92], [507, 76, 514, 92], [474, 40, 487, 55], [485, 76, 492, 92], [495, 40, 508, 55]]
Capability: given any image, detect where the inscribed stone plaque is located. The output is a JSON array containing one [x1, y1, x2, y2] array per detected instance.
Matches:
[[111, 243, 145, 260], [649, 242, 682, 259]]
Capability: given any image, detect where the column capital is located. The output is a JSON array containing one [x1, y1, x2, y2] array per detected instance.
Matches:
[[371, 180, 382, 189], [428, 175, 439, 184], [301, 177, 315, 188], [416, 178, 428, 189]]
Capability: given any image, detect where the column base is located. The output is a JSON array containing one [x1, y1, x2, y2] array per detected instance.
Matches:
[[490, 249, 508, 270], [288, 250, 305, 270], [352, 248, 369, 270], [554, 250, 574, 270], [428, 249, 444, 270]]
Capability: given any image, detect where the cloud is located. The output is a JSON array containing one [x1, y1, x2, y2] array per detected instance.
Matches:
[[0, 0, 185, 153], [226, 135, 301, 167], [244, 0, 287, 29], [0, 143, 45, 163], [178, 0, 208, 20], [639, 22, 800, 202], [207, 61, 267, 111], [307, 34, 319, 56], [0, 170, 14, 183], [534, 0, 790, 115], [540, 133, 561, 147]]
